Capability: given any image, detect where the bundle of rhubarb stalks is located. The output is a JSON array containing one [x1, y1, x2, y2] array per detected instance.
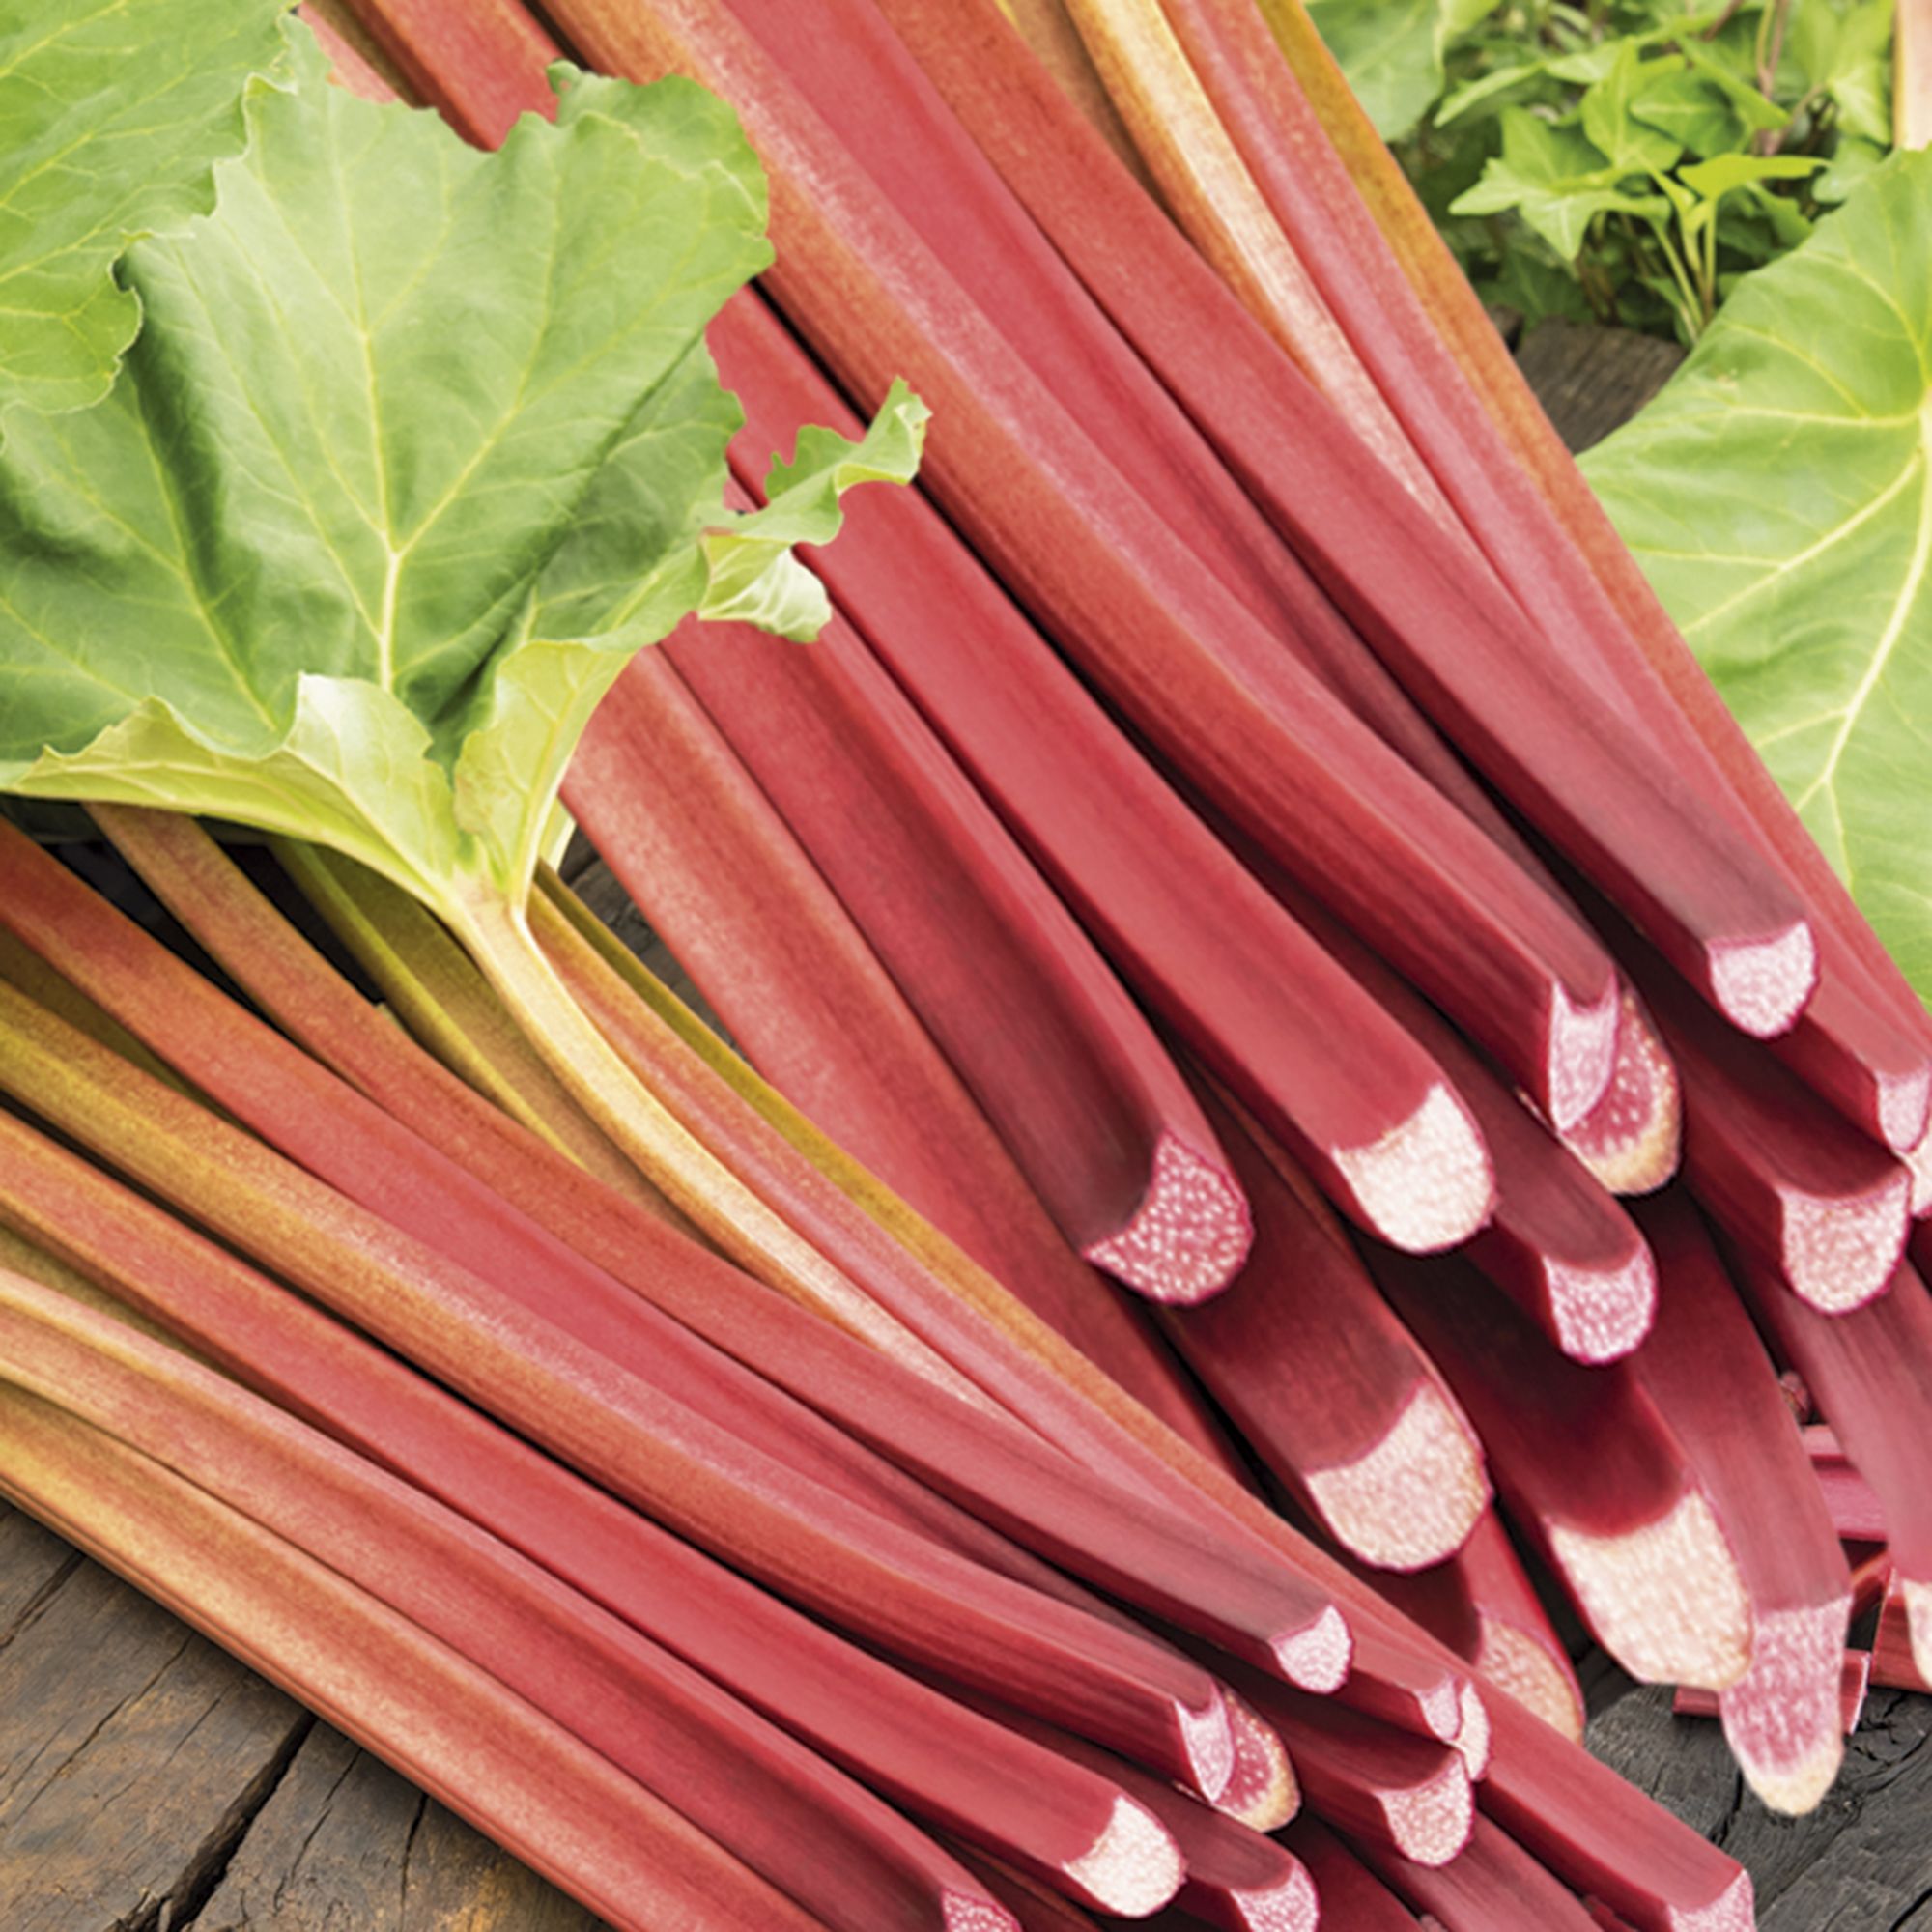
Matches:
[[3, 0, 1930, 1926]]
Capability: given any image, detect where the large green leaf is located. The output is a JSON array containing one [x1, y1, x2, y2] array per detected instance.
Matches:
[[0, 41, 925, 911], [0, 0, 289, 419], [1581, 152, 1932, 996]]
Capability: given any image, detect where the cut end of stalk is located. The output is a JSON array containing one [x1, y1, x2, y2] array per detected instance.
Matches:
[[1780, 1173, 1912, 1312], [1877, 1063, 1932, 1154], [1215, 1692, 1301, 1831], [1452, 1677, 1492, 1779], [1180, 1690, 1239, 1802], [1270, 1602, 1352, 1693], [1382, 1756, 1475, 1867], [945, 1893, 1025, 1932], [1332, 1083, 1493, 1252], [1548, 980, 1622, 1133], [1228, 1856, 1321, 1932], [1906, 1123, 1932, 1216], [1708, 921, 1817, 1038], [1547, 1241, 1658, 1364], [1559, 994, 1682, 1195], [1304, 1380, 1489, 1571], [1716, 1601, 1851, 1816], [1475, 1618, 1586, 1743], [1677, 1872, 1757, 1932], [1905, 1577, 1932, 1685], [1548, 1491, 1752, 1689], [1084, 1133, 1253, 1303], [1064, 1795, 1185, 1916]]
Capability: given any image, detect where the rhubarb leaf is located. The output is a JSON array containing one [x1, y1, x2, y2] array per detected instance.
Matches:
[[1581, 152, 1932, 997], [0, 0, 290, 420], [0, 42, 923, 910]]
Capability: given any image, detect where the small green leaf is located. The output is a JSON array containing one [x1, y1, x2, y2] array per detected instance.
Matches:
[[1437, 57, 1549, 126], [1580, 43, 1685, 172], [1815, 130, 1886, 201], [1632, 66, 1747, 157], [1680, 43, 1792, 131], [1679, 152, 1826, 197], [1581, 152, 1932, 1001], [1452, 107, 1656, 257], [1309, 0, 1502, 137], [0, 0, 290, 420]]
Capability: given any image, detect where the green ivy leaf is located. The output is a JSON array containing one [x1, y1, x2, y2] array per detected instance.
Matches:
[[1452, 106, 1663, 256], [1309, 0, 1503, 137], [1581, 153, 1932, 998], [1580, 43, 1685, 173], [0, 0, 290, 420], [1631, 64, 1747, 158], [0, 42, 922, 910]]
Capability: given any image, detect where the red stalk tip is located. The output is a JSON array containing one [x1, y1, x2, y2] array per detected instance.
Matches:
[[1549, 980, 1624, 1136], [1272, 1603, 1352, 1693], [1302, 1381, 1491, 1577], [1063, 1795, 1183, 1918], [1558, 994, 1683, 1197], [1332, 1083, 1494, 1254], [1715, 1601, 1853, 1814], [1707, 922, 1819, 1039], [1783, 1176, 1915, 1313], [1546, 1244, 1659, 1365], [1083, 1131, 1254, 1304]]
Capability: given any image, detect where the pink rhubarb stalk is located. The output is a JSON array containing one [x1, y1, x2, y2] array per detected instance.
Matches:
[[1370, 1249, 1751, 1690]]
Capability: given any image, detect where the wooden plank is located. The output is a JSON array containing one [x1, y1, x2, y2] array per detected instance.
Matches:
[[193, 1724, 606, 1931], [1516, 318, 1685, 453], [0, 1504, 312, 1930], [1589, 1681, 1932, 1927]]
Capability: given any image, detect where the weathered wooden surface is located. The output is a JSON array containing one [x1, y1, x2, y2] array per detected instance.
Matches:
[[5, 325, 1924, 1930], [1516, 317, 1686, 453]]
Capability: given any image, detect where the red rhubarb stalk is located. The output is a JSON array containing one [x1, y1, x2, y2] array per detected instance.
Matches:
[[1370, 1248, 1751, 1690], [1359, 1511, 1586, 1744], [1739, 1246, 1932, 1687], [1805, 1426, 1890, 1541], [0, 1273, 1033, 1932], [1247, 864, 1658, 1361], [1215, 1690, 1302, 1832], [953, 1700, 1319, 1932], [1626, 1193, 1852, 1812], [710, 298, 1492, 1248], [1280, 1815, 1423, 1928], [1557, 993, 1684, 1196], [0, 978, 1241, 1799], [68, 815, 1344, 1684], [0, 1108, 1193, 1912], [1350, 1811, 1600, 1931], [1871, 1575, 1932, 1691], [1674, 1653, 1869, 1735], [1235, 1670, 1474, 1867], [575, 642, 1252, 1316], [0, 1389, 823, 1932], [1624, 929, 1911, 1313], [1161, 1076, 1490, 1569], [546, 0, 1628, 1152]]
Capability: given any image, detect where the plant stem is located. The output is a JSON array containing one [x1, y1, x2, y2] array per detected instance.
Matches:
[[440, 879, 982, 1398]]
